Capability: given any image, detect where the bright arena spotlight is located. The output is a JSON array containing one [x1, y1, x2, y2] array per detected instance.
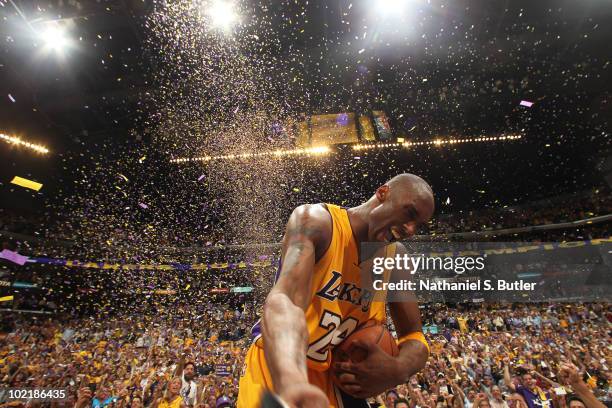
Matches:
[[206, 0, 240, 31], [39, 22, 71, 53], [373, 0, 411, 17]]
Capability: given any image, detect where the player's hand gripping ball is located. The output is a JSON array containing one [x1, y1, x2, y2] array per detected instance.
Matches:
[[331, 320, 399, 390]]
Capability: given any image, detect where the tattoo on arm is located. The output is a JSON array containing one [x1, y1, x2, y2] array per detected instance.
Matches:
[[279, 224, 322, 277], [285, 225, 322, 240]]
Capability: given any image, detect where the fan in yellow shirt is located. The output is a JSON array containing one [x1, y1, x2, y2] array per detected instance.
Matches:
[[155, 377, 187, 408], [457, 316, 468, 332]]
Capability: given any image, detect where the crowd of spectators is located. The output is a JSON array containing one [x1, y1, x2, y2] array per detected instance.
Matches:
[[1, 188, 610, 408], [428, 190, 612, 236], [0, 302, 256, 408], [0, 302, 609, 408], [387, 303, 611, 408], [2, 190, 610, 261]]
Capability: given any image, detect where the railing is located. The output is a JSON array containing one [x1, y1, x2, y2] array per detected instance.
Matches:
[[1, 213, 610, 255], [165, 213, 612, 252]]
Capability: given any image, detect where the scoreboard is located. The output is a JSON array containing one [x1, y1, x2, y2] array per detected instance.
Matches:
[[294, 111, 392, 147]]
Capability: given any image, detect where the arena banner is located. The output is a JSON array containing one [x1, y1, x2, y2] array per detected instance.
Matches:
[[153, 289, 176, 295], [358, 114, 376, 141], [372, 110, 393, 140], [309, 113, 359, 146], [230, 286, 253, 293], [12, 281, 37, 288], [360, 239, 612, 304], [26, 238, 611, 273], [28, 256, 276, 271], [210, 288, 230, 293]]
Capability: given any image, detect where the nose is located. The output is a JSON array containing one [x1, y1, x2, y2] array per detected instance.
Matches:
[[402, 223, 417, 237]]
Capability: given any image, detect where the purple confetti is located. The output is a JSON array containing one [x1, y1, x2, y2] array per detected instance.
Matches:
[[520, 100, 534, 107], [8, 94, 16, 103], [0, 249, 28, 265], [139, 203, 148, 209], [233, 106, 239, 114], [198, 174, 205, 182]]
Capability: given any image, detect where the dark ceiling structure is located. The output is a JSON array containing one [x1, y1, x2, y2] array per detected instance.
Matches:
[[0, 0, 610, 214]]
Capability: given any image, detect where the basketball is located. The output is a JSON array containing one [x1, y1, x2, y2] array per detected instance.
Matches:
[[332, 321, 399, 364]]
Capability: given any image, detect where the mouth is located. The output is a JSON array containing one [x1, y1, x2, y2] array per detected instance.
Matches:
[[390, 227, 402, 240], [378, 229, 392, 242], [377, 227, 403, 242]]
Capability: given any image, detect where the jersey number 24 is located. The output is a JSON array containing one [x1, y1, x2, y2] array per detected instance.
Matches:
[[306, 310, 359, 362]]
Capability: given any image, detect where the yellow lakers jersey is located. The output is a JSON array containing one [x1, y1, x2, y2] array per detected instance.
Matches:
[[253, 203, 394, 372]]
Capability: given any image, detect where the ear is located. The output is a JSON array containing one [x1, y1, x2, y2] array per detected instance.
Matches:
[[376, 185, 390, 202]]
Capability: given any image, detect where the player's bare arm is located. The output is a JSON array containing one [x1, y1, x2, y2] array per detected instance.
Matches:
[[261, 204, 331, 407], [387, 297, 429, 378], [386, 244, 429, 381], [334, 244, 428, 398]]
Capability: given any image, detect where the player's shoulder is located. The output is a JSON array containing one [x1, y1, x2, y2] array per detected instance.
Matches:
[[289, 203, 332, 228], [287, 204, 333, 249]]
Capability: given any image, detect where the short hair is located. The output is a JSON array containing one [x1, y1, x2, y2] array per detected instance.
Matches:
[[184, 361, 196, 370], [567, 396, 586, 407], [395, 398, 410, 408]]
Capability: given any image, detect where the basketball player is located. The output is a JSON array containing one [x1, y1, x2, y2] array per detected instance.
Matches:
[[238, 174, 435, 407]]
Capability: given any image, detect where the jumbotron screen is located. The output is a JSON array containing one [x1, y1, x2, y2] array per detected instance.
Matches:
[[295, 112, 388, 147]]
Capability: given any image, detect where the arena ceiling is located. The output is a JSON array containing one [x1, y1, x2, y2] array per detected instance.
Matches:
[[1, 0, 610, 145], [0, 0, 610, 215]]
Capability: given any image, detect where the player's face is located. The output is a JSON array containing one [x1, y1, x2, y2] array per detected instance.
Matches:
[[369, 185, 434, 242]]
